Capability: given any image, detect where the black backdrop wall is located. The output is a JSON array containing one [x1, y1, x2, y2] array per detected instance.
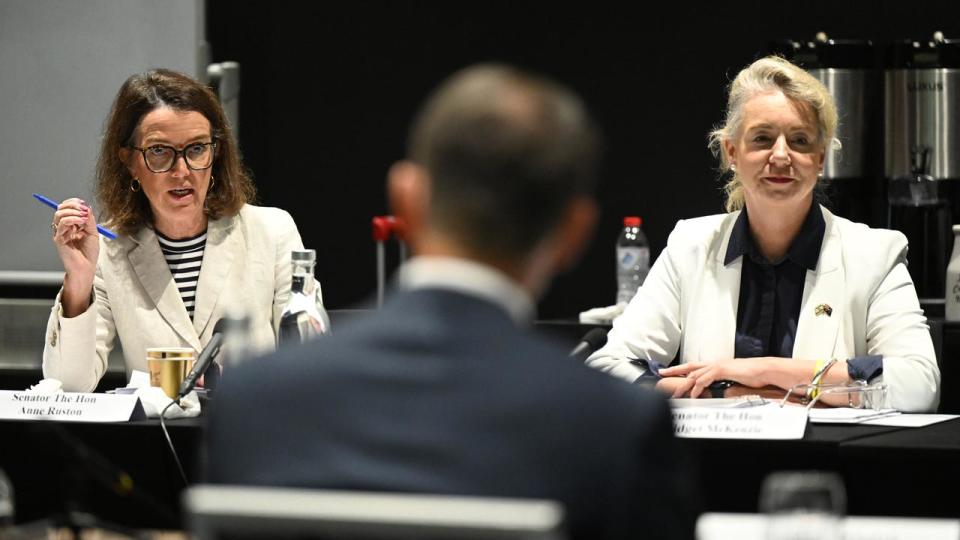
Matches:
[[206, 0, 959, 318]]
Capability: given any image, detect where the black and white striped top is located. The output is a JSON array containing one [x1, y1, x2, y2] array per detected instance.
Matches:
[[157, 230, 207, 320]]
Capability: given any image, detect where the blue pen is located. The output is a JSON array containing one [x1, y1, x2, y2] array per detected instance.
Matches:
[[32, 193, 118, 240]]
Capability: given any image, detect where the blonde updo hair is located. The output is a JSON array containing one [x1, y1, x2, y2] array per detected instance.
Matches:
[[708, 56, 839, 212]]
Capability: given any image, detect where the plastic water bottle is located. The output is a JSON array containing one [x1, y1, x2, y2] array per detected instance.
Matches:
[[219, 309, 253, 369], [616, 216, 650, 305], [278, 249, 331, 345], [946, 225, 960, 321]]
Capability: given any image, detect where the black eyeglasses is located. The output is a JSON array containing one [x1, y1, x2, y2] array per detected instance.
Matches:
[[131, 141, 217, 173]]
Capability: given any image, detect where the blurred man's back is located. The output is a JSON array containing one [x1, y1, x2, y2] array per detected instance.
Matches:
[[206, 64, 697, 540]]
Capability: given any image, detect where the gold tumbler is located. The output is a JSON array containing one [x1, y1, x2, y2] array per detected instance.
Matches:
[[146, 348, 196, 399]]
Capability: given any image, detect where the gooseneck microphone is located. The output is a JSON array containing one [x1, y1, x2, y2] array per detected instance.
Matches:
[[178, 318, 228, 399], [569, 328, 609, 362]]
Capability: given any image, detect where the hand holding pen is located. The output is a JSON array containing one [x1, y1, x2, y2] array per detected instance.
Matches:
[[35, 194, 105, 317], [33, 194, 116, 240]]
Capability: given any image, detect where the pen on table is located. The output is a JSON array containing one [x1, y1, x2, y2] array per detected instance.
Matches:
[[32, 193, 118, 240]]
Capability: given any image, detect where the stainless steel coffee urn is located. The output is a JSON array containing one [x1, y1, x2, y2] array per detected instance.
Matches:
[[771, 34, 879, 225], [886, 31, 960, 299]]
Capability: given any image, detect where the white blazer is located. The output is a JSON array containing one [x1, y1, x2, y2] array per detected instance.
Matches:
[[42, 204, 322, 392], [587, 206, 940, 413]]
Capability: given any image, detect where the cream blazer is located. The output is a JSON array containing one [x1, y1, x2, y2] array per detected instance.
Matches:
[[42, 204, 321, 392], [587, 206, 940, 412]]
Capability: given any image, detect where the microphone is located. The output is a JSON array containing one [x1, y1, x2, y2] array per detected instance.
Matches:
[[569, 328, 608, 362], [178, 318, 228, 399]]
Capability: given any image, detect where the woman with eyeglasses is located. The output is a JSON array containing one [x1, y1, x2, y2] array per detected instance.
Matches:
[[43, 69, 325, 392], [587, 56, 940, 412]]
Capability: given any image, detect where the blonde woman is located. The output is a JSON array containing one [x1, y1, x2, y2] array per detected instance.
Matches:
[[587, 56, 939, 412]]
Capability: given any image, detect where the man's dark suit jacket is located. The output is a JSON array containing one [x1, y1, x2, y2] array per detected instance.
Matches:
[[206, 288, 697, 539]]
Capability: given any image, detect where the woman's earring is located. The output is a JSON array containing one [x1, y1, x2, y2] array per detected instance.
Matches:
[[130, 178, 141, 192], [730, 164, 737, 173], [209, 175, 215, 190]]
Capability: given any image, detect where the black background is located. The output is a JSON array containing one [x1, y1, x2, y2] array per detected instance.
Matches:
[[206, 0, 959, 317]]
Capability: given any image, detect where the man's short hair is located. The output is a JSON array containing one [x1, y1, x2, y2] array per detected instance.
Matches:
[[409, 64, 601, 260]]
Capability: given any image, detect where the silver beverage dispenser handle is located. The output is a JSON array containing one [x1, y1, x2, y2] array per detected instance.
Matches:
[[207, 62, 241, 140]]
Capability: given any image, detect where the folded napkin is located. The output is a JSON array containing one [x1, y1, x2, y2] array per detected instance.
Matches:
[[127, 370, 201, 419], [578, 303, 626, 324], [26, 379, 63, 396], [25, 378, 63, 394]]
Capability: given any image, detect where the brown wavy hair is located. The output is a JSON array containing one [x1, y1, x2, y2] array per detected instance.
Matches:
[[96, 69, 255, 236]]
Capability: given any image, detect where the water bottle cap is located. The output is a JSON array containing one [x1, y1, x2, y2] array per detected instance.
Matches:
[[292, 249, 316, 263], [623, 216, 642, 227]]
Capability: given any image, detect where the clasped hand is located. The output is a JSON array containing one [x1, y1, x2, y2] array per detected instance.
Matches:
[[656, 357, 775, 398]]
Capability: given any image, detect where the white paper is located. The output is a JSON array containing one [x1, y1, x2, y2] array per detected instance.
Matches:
[[860, 413, 959, 427], [807, 407, 900, 424]]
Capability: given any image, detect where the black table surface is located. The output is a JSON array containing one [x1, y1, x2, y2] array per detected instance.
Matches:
[[842, 416, 960, 452], [838, 418, 960, 518], [681, 418, 960, 518], [3, 414, 958, 529], [0, 416, 203, 529]]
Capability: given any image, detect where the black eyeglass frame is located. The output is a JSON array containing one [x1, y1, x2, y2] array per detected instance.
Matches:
[[130, 141, 218, 173]]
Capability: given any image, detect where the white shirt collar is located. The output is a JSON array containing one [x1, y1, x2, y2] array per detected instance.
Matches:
[[398, 256, 535, 324]]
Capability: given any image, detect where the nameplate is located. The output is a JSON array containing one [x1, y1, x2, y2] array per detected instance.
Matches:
[[672, 405, 807, 439], [0, 391, 145, 422]]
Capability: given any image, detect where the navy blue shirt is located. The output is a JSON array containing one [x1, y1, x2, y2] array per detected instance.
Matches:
[[725, 204, 821, 358], [634, 203, 882, 383], [723, 203, 882, 382]]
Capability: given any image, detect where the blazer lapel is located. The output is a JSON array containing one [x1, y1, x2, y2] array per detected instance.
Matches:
[[127, 227, 202, 350], [792, 207, 844, 361], [192, 214, 240, 337], [694, 214, 741, 362]]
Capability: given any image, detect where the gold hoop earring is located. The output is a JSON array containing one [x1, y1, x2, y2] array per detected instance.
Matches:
[[130, 178, 141, 192]]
